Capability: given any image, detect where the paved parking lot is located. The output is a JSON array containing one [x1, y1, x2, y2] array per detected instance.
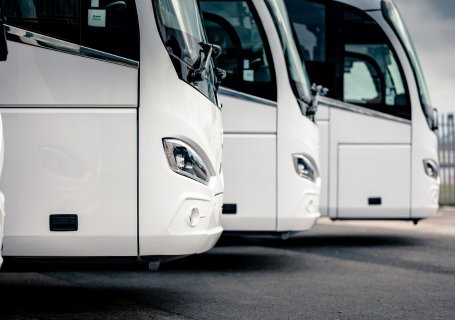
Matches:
[[1, 207, 454, 319]]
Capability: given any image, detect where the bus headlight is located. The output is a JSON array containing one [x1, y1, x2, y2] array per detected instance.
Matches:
[[293, 154, 319, 182], [163, 138, 211, 185], [423, 159, 439, 179]]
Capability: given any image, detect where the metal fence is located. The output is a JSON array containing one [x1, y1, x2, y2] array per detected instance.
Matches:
[[438, 113, 455, 205]]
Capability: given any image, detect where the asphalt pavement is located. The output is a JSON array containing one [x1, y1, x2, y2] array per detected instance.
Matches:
[[1, 207, 454, 319]]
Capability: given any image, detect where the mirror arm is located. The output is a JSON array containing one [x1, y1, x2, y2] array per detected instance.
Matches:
[[432, 107, 439, 131], [214, 67, 226, 90], [308, 83, 328, 120], [188, 43, 224, 85], [188, 43, 214, 83]]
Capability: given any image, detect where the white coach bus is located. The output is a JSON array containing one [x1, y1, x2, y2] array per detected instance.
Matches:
[[283, 0, 439, 221], [0, 0, 224, 267], [200, 0, 321, 236]]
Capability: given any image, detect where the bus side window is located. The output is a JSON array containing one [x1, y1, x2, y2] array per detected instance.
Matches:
[[203, 13, 243, 87], [201, 1, 277, 102], [1, 0, 139, 61], [284, 0, 336, 96], [82, 0, 139, 61], [343, 54, 385, 106], [344, 43, 408, 116], [340, 7, 410, 119]]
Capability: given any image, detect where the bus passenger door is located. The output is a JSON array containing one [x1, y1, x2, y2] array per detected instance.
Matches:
[[201, 1, 278, 231]]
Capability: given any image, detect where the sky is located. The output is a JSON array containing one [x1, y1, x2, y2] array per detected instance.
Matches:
[[394, 0, 455, 115]]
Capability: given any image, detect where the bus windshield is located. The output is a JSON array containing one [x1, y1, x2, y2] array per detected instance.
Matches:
[[154, 0, 218, 104], [265, 0, 312, 104], [381, 0, 435, 128], [155, 0, 206, 45]]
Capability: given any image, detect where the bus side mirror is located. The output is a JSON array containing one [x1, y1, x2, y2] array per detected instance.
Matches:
[[0, 14, 7, 61]]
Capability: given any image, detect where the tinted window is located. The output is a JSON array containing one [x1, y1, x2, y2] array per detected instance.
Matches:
[[346, 44, 407, 109], [284, 0, 411, 120], [2, 0, 139, 61], [156, 0, 206, 41], [201, 0, 277, 101], [344, 55, 383, 104], [289, 0, 325, 62], [265, 0, 312, 104]]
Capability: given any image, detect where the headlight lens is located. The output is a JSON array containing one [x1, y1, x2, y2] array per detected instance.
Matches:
[[423, 159, 439, 179], [293, 154, 319, 182], [163, 139, 211, 185]]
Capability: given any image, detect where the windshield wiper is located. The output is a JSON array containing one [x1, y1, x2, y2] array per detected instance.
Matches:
[[188, 42, 225, 84]]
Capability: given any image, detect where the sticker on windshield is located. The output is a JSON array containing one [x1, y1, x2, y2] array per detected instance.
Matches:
[[88, 9, 106, 28], [243, 70, 254, 82]]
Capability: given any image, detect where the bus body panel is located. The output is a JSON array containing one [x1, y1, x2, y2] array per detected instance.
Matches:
[[0, 115, 4, 267], [221, 94, 277, 230], [0, 41, 138, 256], [221, 133, 276, 231], [276, 113, 320, 231], [0, 42, 137, 106], [1, 110, 137, 256], [222, 91, 277, 134], [411, 130, 439, 218], [317, 100, 412, 218], [317, 116, 329, 215], [0, 190, 4, 267], [338, 144, 411, 218]]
